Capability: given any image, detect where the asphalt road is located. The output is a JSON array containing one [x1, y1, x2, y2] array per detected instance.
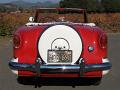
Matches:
[[0, 33, 120, 90]]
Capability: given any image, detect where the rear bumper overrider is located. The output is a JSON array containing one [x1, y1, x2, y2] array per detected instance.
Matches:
[[9, 58, 112, 76]]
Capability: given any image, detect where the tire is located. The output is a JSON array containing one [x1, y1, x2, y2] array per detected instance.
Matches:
[[17, 76, 34, 85], [38, 25, 83, 64], [92, 77, 102, 86]]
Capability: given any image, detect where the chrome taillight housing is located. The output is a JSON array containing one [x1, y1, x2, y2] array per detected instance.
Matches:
[[13, 35, 21, 49], [99, 33, 107, 49]]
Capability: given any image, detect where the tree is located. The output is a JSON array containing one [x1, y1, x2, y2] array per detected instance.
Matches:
[[101, 0, 120, 12], [60, 0, 88, 8], [60, 0, 103, 12]]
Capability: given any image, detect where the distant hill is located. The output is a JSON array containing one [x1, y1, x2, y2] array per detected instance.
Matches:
[[0, 3, 18, 12], [0, 0, 59, 12], [10, 0, 34, 8], [9, 0, 59, 8], [36, 0, 61, 3], [32, 1, 59, 8]]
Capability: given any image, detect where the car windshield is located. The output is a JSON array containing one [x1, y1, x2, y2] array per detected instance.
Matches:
[[34, 8, 87, 23], [36, 13, 84, 23]]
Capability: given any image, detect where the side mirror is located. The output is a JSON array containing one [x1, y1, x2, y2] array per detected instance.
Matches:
[[29, 17, 34, 22]]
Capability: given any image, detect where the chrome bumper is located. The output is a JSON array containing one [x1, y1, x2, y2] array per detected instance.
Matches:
[[9, 61, 112, 75]]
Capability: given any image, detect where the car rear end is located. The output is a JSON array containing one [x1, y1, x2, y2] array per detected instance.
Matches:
[[9, 24, 111, 78]]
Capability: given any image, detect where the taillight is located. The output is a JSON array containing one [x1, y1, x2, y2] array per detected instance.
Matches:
[[99, 33, 107, 49], [13, 35, 21, 48]]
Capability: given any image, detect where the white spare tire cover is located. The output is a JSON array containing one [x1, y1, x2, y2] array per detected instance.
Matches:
[[38, 25, 82, 64]]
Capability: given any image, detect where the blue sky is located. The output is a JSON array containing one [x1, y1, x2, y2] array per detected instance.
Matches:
[[0, 0, 61, 3]]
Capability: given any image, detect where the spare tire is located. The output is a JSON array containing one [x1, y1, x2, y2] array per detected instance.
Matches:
[[38, 25, 83, 64]]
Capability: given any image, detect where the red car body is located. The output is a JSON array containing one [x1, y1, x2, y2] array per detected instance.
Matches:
[[9, 8, 111, 85]]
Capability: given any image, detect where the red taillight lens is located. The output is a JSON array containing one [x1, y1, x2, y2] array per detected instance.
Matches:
[[13, 35, 21, 48], [99, 33, 107, 49]]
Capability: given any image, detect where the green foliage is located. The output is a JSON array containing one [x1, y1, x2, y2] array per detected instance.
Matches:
[[101, 0, 120, 12], [0, 4, 18, 13], [60, 0, 103, 12], [0, 13, 30, 36], [0, 20, 13, 36], [60, 0, 120, 12]]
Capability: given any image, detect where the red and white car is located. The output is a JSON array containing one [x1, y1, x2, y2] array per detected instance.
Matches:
[[9, 8, 111, 85]]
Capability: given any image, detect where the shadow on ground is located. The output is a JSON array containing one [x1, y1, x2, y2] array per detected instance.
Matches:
[[17, 77, 101, 87]]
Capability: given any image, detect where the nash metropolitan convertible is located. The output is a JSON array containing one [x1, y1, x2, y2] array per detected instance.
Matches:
[[9, 8, 111, 85]]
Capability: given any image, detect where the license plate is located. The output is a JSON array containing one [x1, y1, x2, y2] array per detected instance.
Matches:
[[47, 50, 72, 63]]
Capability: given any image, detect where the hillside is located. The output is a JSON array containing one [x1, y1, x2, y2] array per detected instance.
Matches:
[[0, 3, 18, 12], [10, 0, 59, 8]]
